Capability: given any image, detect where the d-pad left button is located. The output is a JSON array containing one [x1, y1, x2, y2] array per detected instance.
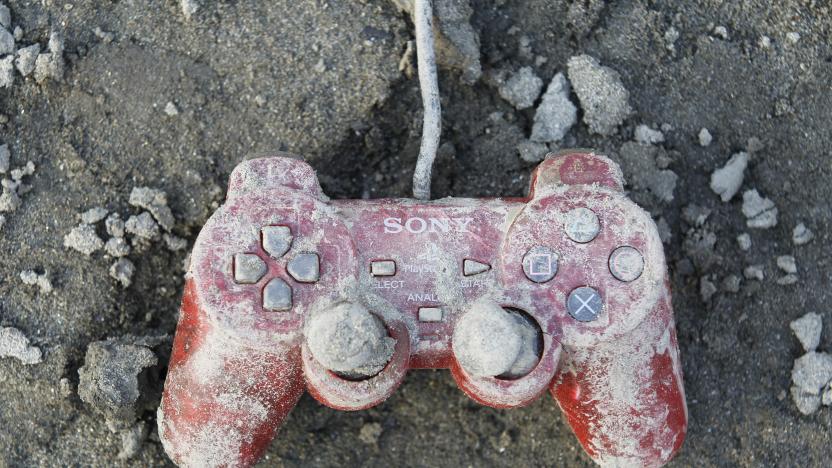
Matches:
[[234, 253, 267, 284]]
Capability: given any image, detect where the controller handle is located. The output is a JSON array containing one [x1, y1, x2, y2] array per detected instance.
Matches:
[[158, 279, 305, 467], [550, 288, 687, 466]]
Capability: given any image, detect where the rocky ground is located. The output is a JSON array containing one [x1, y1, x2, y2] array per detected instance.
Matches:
[[1, 0, 831, 466]]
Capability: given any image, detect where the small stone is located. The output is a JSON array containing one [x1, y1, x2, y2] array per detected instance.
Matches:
[[681, 204, 711, 227], [20, 270, 53, 294], [164, 102, 179, 116], [791, 352, 832, 395], [776, 255, 797, 274], [777, 274, 799, 286], [656, 217, 672, 244], [0, 214, 5, 230], [34, 30, 65, 84], [737, 233, 752, 251], [759, 35, 772, 49], [105, 213, 125, 238], [791, 385, 821, 415], [700, 277, 717, 302], [0, 5, 10, 29], [105, 237, 131, 258], [743, 265, 764, 281], [93, 27, 114, 44], [790, 312, 822, 353], [125, 212, 160, 240], [0, 327, 42, 365], [181, 0, 199, 20], [721, 275, 741, 293], [742, 189, 778, 229], [15, 44, 40, 77], [698, 128, 713, 147], [516, 140, 548, 163], [530, 72, 577, 142], [664, 26, 679, 52], [12, 26, 21, 41], [710, 152, 749, 202], [786, 32, 800, 44], [163, 233, 187, 251], [129, 187, 175, 231], [109, 258, 135, 288], [823, 385, 832, 406], [80, 207, 109, 224], [498, 66, 543, 110], [0, 54, 13, 89], [567, 54, 632, 135], [0, 143, 8, 172], [746, 137, 764, 153], [64, 223, 104, 255], [358, 422, 383, 445], [713, 26, 729, 40], [634, 125, 664, 145], [59, 377, 74, 397], [792, 223, 814, 246], [0, 26, 13, 55], [118, 422, 147, 459], [0, 186, 21, 212]]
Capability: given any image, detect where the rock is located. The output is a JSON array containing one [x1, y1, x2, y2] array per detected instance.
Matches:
[[656, 217, 672, 244], [0, 214, 5, 230], [746, 137, 764, 153], [516, 140, 548, 163], [700, 277, 717, 302], [0, 186, 21, 212], [0, 327, 42, 365], [105, 237, 131, 258], [81, 207, 109, 224], [77, 336, 167, 431], [744, 265, 764, 281], [682, 204, 711, 227], [713, 25, 729, 40], [786, 32, 800, 44], [776, 255, 797, 274], [792, 223, 814, 246], [110, 258, 135, 288], [64, 223, 104, 255], [93, 27, 115, 44], [125, 212, 160, 240], [823, 384, 832, 406], [498, 67, 543, 110], [0, 26, 13, 55], [118, 422, 148, 460], [567, 54, 632, 135], [721, 275, 741, 293], [105, 213, 125, 238], [710, 152, 749, 202], [791, 352, 832, 395], [791, 385, 821, 415], [358, 422, 383, 445], [698, 128, 713, 147], [129, 187, 175, 231], [20, 270, 53, 294], [181, 0, 199, 19], [634, 125, 664, 145], [34, 30, 65, 84], [0, 143, 8, 173], [163, 233, 187, 252], [737, 233, 752, 251], [683, 228, 718, 272], [0, 54, 13, 89], [790, 312, 822, 353], [777, 274, 799, 286], [530, 72, 576, 142], [15, 44, 40, 77], [742, 189, 778, 229], [164, 102, 179, 116], [618, 142, 677, 203], [0, 4, 10, 29]]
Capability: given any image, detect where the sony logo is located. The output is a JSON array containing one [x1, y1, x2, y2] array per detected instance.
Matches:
[[383, 216, 474, 234]]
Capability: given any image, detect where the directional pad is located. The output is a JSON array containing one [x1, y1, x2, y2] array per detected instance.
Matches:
[[262, 226, 293, 258], [287, 253, 320, 283], [263, 278, 292, 311], [234, 253, 267, 284]]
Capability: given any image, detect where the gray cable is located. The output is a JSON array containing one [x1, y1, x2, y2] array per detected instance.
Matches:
[[412, 0, 441, 200]]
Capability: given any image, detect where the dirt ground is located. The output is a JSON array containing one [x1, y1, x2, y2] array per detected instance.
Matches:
[[1, 0, 831, 466]]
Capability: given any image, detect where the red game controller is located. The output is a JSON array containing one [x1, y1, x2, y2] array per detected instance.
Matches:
[[158, 151, 687, 467]]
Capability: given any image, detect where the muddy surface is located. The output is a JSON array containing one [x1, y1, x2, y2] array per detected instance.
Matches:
[[1, 0, 831, 466]]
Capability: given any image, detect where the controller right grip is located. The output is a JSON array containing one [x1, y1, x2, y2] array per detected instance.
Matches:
[[158, 279, 305, 468], [550, 292, 687, 467]]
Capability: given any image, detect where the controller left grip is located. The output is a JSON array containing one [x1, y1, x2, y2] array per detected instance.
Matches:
[[158, 280, 305, 467]]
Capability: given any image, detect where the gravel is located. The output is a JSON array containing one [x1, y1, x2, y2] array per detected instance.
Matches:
[[742, 189, 778, 229], [0, 54, 12, 88], [0, 143, 8, 173], [498, 66, 543, 110], [128, 187, 174, 231], [105, 213, 125, 238], [109, 258, 135, 288], [530, 72, 576, 142], [125, 212, 160, 240], [791, 352, 832, 396], [698, 127, 713, 146], [710, 152, 749, 202], [0, 25, 12, 55], [792, 223, 814, 245], [104, 237, 131, 258], [33, 29, 65, 84], [617, 142, 678, 203], [15, 44, 40, 77], [63, 223, 104, 255], [567, 54, 632, 135], [19, 269, 52, 294], [516, 140, 549, 163], [737, 233, 752, 251], [0, 4, 10, 29], [790, 313, 822, 353], [0, 327, 42, 365], [634, 124, 665, 144], [744, 265, 765, 281], [777, 255, 797, 274], [80, 207, 109, 224]]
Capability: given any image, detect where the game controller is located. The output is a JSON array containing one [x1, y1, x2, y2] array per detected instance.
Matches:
[[158, 151, 687, 467]]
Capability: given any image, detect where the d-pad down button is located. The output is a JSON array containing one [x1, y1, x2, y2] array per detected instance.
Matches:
[[263, 278, 292, 311], [288, 253, 320, 283]]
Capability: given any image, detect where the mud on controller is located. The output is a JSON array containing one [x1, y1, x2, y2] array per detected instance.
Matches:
[[158, 151, 687, 467]]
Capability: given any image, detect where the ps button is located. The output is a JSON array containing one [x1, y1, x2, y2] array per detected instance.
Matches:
[[609, 246, 644, 282], [262, 226, 293, 258], [463, 259, 491, 276], [234, 253, 267, 284], [522, 246, 559, 283], [567, 286, 603, 322], [288, 253, 320, 283], [564, 207, 600, 243], [263, 278, 292, 311], [371, 260, 396, 277]]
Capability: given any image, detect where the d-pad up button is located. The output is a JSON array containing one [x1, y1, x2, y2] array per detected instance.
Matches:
[[262, 226, 293, 258], [263, 278, 292, 311], [234, 253, 267, 284], [288, 253, 320, 283]]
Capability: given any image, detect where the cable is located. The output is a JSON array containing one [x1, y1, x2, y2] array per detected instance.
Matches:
[[412, 0, 441, 200]]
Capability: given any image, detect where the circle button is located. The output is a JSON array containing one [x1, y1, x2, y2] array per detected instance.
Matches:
[[609, 246, 645, 282]]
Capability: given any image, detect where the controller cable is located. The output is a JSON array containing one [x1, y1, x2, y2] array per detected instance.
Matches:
[[411, 0, 441, 200]]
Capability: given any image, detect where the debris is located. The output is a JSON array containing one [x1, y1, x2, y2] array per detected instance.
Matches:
[[791, 352, 832, 396], [700, 277, 717, 302], [713, 25, 729, 40], [785, 32, 800, 44], [498, 67, 543, 110], [0, 4, 9, 29], [0, 54, 12, 88], [34, 29, 66, 84], [164, 102, 179, 116], [567, 54, 632, 135], [742, 189, 778, 228], [163, 233, 187, 251], [0, 25, 13, 55], [129, 187, 174, 231], [683, 228, 718, 271], [792, 223, 814, 246], [634, 125, 664, 145], [737, 233, 752, 251], [721, 275, 741, 293], [0, 184, 21, 212], [93, 27, 114, 44], [359, 422, 383, 445], [777, 274, 798, 286], [64, 224, 104, 255], [0, 143, 8, 172], [790, 313, 822, 353], [20, 270, 53, 294], [776, 255, 797, 274], [743, 265, 764, 281], [0, 327, 42, 365], [181, 0, 199, 19], [710, 152, 749, 202], [682, 204, 711, 227], [759, 35, 772, 49], [618, 142, 677, 203], [125, 212, 160, 240], [105, 237, 131, 258], [664, 26, 680, 53], [105, 213, 125, 238], [791, 386, 821, 415], [110, 258, 135, 288], [15, 44, 40, 77], [516, 141, 548, 163], [698, 128, 713, 147], [81, 207, 109, 224], [530, 72, 576, 143]]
